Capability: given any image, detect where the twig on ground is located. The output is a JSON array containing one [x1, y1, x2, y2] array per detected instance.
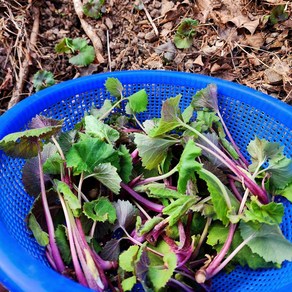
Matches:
[[141, 0, 159, 36], [72, 0, 105, 64], [106, 30, 112, 72], [8, 5, 40, 109]]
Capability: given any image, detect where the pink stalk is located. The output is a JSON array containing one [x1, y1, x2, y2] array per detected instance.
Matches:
[[37, 145, 65, 273]]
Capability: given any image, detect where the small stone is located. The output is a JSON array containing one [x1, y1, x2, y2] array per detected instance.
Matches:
[[145, 31, 158, 42]]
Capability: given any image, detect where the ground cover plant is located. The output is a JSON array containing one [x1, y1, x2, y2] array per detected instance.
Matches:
[[0, 78, 292, 291]]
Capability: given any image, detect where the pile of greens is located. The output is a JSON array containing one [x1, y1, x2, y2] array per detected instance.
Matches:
[[1, 78, 292, 292]]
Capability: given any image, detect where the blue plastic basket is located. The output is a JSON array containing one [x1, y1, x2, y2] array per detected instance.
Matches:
[[0, 70, 292, 292]]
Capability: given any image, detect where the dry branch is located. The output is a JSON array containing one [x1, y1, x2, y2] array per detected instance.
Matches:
[[72, 0, 105, 64], [8, 6, 40, 109]]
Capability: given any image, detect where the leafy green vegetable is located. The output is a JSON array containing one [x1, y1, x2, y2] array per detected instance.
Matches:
[[240, 221, 292, 265], [33, 70, 55, 92], [28, 213, 49, 246], [105, 77, 124, 98], [55, 225, 72, 265], [174, 18, 199, 49], [83, 0, 105, 19], [269, 5, 289, 25], [118, 145, 133, 183], [83, 197, 117, 223], [134, 133, 177, 170]]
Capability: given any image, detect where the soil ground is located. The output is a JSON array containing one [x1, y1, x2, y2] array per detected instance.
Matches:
[[0, 0, 291, 114]]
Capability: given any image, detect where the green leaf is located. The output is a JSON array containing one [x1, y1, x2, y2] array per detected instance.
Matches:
[[207, 222, 278, 270], [66, 137, 116, 175], [247, 137, 283, 172], [268, 156, 292, 190], [163, 196, 197, 226], [69, 45, 95, 66], [71, 38, 88, 51], [269, 5, 289, 25], [177, 139, 202, 193], [118, 145, 133, 183], [243, 196, 284, 225], [91, 163, 122, 194], [127, 89, 148, 113], [33, 70, 55, 92], [134, 133, 177, 170], [43, 152, 63, 175], [55, 180, 81, 217], [84, 115, 120, 143], [55, 225, 72, 265], [83, 0, 105, 19], [182, 104, 194, 123], [121, 276, 137, 292], [119, 245, 140, 272], [138, 217, 164, 236], [276, 182, 292, 203], [0, 126, 62, 158], [134, 183, 183, 200], [174, 18, 198, 49], [55, 38, 72, 53], [83, 197, 117, 223], [149, 95, 182, 137], [148, 246, 177, 291], [90, 99, 112, 119], [191, 84, 218, 111], [105, 77, 124, 98], [240, 221, 292, 265], [28, 213, 49, 246], [197, 169, 238, 225]]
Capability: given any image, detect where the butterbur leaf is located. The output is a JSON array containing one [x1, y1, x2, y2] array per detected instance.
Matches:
[[243, 197, 284, 225], [55, 38, 72, 53], [66, 137, 116, 175], [121, 276, 137, 292], [55, 180, 81, 217], [22, 143, 57, 196], [240, 221, 292, 265], [55, 225, 72, 265], [28, 213, 49, 246], [57, 130, 77, 155], [83, 0, 105, 19], [105, 77, 124, 98], [84, 115, 120, 143], [0, 126, 62, 158], [138, 217, 164, 236], [134, 183, 183, 200], [114, 199, 138, 231], [247, 137, 283, 172], [118, 145, 133, 183], [91, 163, 122, 194], [177, 139, 202, 193], [174, 18, 198, 49], [29, 115, 62, 129], [100, 238, 121, 261], [33, 70, 55, 92], [149, 95, 181, 137], [119, 245, 140, 272], [83, 197, 116, 223], [268, 156, 292, 190], [43, 152, 63, 175], [269, 5, 289, 25], [191, 84, 218, 112], [127, 89, 148, 113], [134, 133, 177, 170], [69, 45, 95, 66], [135, 248, 150, 283], [90, 100, 112, 119], [276, 182, 292, 203], [182, 104, 194, 123], [148, 244, 177, 290]]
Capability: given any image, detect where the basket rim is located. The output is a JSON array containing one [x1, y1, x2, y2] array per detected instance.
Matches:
[[0, 70, 292, 140]]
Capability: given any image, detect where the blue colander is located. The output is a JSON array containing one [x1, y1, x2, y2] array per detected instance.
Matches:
[[0, 71, 292, 292]]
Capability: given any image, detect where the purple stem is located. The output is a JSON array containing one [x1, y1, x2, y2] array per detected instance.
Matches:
[[120, 182, 164, 212], [204, 223, 237, 280], [196, 142, 268, 204], [228, 178, 242, 202], [38, 147, 65, 273], [168, 278, 194, 292]]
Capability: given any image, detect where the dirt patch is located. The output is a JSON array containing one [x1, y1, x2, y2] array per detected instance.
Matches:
[[0, 0, 291, 114]]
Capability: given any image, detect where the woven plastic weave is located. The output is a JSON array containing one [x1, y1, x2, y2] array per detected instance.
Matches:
[[0, 71, 292, 292]]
